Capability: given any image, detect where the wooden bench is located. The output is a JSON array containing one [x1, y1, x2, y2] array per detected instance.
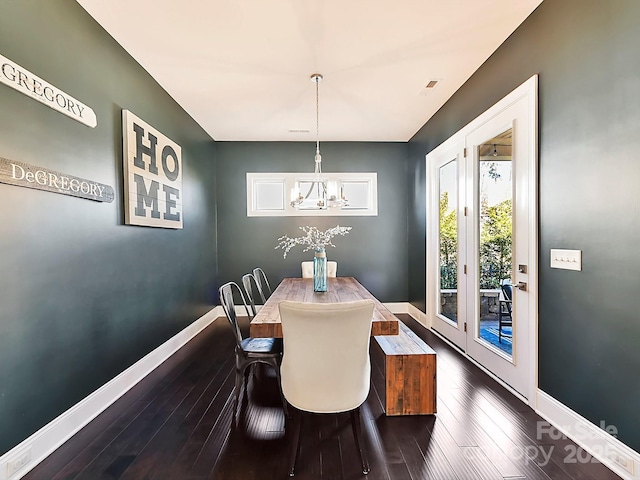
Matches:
[[371, 321, 437, 415]]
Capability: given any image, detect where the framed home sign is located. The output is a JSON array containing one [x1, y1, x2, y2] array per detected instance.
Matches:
[[122, 110, 183, 229]]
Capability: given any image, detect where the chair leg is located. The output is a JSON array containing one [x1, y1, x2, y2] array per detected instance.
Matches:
[[233, 367, 243, 420], [498, 310, 503, 342], [244, 365, 251, 391], [350, 407, 370, 474], [288, 409, 303, 476], [271, 359, 289, 419]]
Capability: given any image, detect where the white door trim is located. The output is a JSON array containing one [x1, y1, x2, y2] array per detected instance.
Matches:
[[425, 74, 538, 405], [426, 138, 467, 349]]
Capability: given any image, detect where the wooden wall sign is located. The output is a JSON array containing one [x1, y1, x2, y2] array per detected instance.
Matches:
[[122, 110, 183, 229], [0, 157, 114, 202], [0, 53, 97, 128]]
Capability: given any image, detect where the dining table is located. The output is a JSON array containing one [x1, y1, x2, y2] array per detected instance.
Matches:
[[249, 276, 399, 338]]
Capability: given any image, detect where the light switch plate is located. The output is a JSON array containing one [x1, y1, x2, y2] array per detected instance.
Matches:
[[550, 249, 582, 271]]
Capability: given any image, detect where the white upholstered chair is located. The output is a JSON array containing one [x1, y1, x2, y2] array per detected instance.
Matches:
[[278, 299, 375, 476], [301, 261, 337, 278]]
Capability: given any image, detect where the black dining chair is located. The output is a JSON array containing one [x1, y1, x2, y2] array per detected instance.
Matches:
[[498, 282, 513, 342], [218, 281, 287, 419], [252, 267, 271, 302], [241, 272, 264, 317]]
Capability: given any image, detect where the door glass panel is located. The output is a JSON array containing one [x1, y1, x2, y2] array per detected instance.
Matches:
[[477, 129, 513, 357], [438, 160, 457, 323]]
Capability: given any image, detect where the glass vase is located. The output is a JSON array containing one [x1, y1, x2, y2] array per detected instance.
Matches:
[[313, 248, 327, 292]]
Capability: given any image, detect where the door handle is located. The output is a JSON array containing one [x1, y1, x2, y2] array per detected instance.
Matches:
[[516, 281, 527, 291]]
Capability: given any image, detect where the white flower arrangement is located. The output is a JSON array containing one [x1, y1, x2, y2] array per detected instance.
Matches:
[[276, 225, 352, 258]]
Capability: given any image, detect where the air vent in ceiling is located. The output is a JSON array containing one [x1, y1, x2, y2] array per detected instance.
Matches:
[[419, 78, 442, 96]]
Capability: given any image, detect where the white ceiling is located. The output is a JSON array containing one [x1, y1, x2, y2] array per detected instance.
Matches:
[[76, 0, 542, 142]]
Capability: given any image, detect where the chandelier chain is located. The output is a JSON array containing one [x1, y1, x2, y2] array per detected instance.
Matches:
[[315, 75, 321, 173], [289, 73, 348, 209]]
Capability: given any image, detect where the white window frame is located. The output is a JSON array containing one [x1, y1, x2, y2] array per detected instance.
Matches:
[[246, 172, 378, 217]]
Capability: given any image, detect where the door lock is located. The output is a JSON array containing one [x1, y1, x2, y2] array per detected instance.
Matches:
[[516, 281, 527, 291]]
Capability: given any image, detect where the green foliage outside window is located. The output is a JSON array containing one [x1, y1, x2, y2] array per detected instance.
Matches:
[[439, 192, 458, 289], [479, 199, 512, 288], [439, 193, 512, 290]]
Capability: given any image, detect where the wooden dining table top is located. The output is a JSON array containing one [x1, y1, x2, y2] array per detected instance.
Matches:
[[249, 276, 400, 339]]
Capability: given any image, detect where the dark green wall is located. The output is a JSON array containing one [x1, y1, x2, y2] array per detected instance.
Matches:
[[408, 0, 640, 451], [0, 1, 217, 455], [216, 142, 408, 302]]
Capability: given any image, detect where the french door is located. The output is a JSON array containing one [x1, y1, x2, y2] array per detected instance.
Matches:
[[427, 77, 537, 400]]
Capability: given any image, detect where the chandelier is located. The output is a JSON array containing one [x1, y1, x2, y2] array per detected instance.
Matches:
[[290, 73, 348, 209]]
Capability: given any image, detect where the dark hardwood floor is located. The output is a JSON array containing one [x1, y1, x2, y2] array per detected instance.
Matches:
[[25, 315, 621, 480]]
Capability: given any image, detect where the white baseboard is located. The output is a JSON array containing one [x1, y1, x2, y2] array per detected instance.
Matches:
[[407, 302, 429, 328], [0, 306, 223, 480], [536, 390, 639, 480], [383, 302, 429, 328], [382, 302, 409, 314]]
